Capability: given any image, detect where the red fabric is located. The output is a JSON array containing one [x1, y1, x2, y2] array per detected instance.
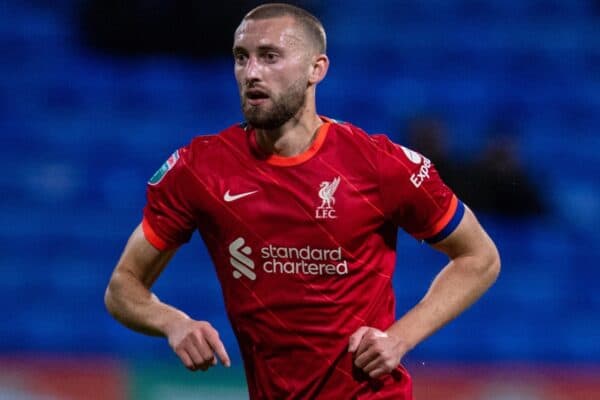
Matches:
[[142, 119, 461, 399], [141, 217, 169, 251]]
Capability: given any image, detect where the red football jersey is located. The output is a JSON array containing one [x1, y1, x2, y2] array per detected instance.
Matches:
[[142, 117, 464, 399]]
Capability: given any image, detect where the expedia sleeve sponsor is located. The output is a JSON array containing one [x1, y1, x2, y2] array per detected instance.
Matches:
[[409, 157, 432, 188], [375, 136, 459, 242]]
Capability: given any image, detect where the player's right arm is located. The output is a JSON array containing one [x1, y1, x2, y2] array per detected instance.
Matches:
[[104, 223, 231, 371]]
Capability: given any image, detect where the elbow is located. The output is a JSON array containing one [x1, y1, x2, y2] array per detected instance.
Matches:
[[483, 244, 501, 287], [104, 276, 121, 318], [104, 284, 115, 316]]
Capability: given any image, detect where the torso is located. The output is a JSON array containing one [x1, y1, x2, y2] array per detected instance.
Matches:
[[181, 121, 411, 399]]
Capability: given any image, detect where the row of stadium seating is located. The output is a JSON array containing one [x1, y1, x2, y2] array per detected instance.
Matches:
[[1, 1, 598, 363]]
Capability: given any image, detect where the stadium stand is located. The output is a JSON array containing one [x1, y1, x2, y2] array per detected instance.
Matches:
[[1, 1, 598, 367]]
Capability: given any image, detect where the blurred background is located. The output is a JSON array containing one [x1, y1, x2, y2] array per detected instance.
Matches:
[[1, 0, 599, 399]]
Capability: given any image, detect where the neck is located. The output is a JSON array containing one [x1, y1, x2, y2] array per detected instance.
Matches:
[[255, 109, 323, 157]]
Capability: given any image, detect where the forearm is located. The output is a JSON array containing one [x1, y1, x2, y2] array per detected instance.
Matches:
[[105, 268, 190, 337], [386, 252, 500, 351]]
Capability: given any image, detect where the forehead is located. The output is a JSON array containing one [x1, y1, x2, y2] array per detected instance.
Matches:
[[234, 16, 306, 49]]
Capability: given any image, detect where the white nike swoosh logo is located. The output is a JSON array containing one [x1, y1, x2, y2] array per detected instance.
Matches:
[[224, 190, 258, 202]]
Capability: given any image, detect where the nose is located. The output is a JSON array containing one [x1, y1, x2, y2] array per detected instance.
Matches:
[[244, 56, 261, 85]]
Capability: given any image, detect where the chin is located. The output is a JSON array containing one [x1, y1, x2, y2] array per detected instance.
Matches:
[[244, 112, 274, 128]]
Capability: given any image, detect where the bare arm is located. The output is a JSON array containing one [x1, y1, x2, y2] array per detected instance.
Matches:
[[350, 207, 500, 377], [388, 206, 500, 348], [105, 224, 230, 370], [105, 224, 182, 335]]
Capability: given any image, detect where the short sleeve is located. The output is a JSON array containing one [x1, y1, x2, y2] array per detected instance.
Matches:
[[376, 135, 465, 243], [142, 147, 197, 250]]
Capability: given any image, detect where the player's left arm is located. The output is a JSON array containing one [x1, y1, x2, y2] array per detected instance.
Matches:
[[349, 206, 500, 378]]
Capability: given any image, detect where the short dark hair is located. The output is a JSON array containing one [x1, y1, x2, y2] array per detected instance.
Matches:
[[242, 3, 327, 53]]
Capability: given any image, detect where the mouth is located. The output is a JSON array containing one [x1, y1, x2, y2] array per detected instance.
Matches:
[[245, 89, 270, 106]]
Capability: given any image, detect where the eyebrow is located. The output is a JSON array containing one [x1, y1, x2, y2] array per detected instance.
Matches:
[[232, 44, 283, 54], [257, 44, 283, 53]]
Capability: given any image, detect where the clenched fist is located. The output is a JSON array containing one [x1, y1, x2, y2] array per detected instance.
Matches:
[[348, 326, 408, 379], [166, 319, 231, 371]]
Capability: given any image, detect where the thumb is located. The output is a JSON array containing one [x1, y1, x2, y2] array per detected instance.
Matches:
[[348, 326, 370, 353]]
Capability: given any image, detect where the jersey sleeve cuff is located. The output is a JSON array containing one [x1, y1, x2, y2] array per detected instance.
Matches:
[[425, 197, 465, 244], [411, 195, 465, 243], [142, 217, 175, 251]]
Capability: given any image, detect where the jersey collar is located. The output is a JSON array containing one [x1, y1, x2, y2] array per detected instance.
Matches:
[[248, 116, 333, 167]]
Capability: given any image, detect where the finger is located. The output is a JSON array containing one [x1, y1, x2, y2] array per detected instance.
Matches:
[[355, 333, 374, 357], [357, 329, 387, 357], [185, 338, 211, 370], [348, 326, 370, 353], [363, 356, 383, 374], [368, 367, 388, 379], [195, 336, 217, 366], [205, 331, 231, 367], [180, 332, 213, 370], [354, 347, 379, 369], [175, 347, 195, 371]]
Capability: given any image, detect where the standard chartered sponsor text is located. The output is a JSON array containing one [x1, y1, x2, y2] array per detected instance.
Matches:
[[260, 244, 348, 276]]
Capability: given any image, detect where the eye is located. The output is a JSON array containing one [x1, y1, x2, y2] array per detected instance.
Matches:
[[234, 52, 248, 65], [264, 52, 279, 63]]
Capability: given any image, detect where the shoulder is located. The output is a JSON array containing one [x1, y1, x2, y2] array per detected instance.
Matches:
[[182, 122, 247, 163], [147, 122, 245, 184], [331, 119, 434, 184], [353, 125, 426, 170], [187, 123, 246, 154], [327, 118, 411, 158], [326, 119, 376, 149], [327, 118, 392, 145]]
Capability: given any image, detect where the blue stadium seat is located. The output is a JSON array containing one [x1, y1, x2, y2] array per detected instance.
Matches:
[[0, 0, 598, 362]]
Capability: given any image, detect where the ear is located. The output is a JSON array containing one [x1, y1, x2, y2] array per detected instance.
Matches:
[[308, 54, 329, 85]]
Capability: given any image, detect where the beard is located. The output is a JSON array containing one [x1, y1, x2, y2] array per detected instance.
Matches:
[[241, 78, 307, 130]]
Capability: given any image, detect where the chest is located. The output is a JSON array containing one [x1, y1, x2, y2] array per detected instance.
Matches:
[[196, 158, 384, 250]]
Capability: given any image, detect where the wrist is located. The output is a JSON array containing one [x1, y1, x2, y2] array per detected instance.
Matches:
[[160, 310, 191, 338], [385, 325, 415, 355]]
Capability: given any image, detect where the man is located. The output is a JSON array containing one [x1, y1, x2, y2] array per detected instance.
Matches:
[[105, 3, 500, 399]]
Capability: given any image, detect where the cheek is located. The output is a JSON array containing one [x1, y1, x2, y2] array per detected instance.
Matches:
[[234, 70, 244, 88], [274, 65, 308, 88]]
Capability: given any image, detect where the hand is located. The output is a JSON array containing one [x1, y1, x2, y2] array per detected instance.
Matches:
[[348, 326, 408, 379], [166, 318, 231, 371]]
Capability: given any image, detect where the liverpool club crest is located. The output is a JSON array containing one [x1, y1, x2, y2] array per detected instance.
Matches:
[[316, 176, 340, 219]]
